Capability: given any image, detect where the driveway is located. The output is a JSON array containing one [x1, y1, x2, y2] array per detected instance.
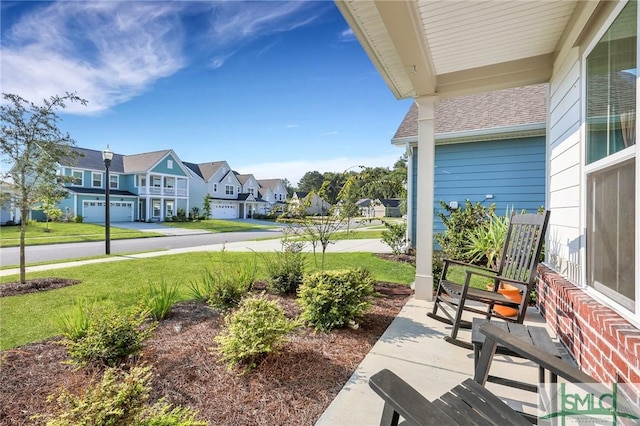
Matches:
[[110, 222, 210, 236]]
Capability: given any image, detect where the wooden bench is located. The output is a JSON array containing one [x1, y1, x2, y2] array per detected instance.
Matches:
[[368, 322, 605, 426]]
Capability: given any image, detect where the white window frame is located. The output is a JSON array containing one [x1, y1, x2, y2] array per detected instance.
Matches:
[[70, 170, 83, 186], [109, 174, 119, 189], [225, 185, 234, 195], [167, 159, 173, 169], [152, 200, 161, 218], [152, 176, 161, 188], [580, 0, 640, 320], [213, 183, 218, 192], [248, 188, 254, 195], [92, 172, 102, 188], [166, 200, 174, 218], [137, 175, 147, 188]]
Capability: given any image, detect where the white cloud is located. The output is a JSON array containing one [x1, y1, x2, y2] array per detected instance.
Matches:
[[206, 2, 321, 47], [286, 124, 299, 129], [339, 28, 355, 42], [1, 1, 327, 114], [236, 154, 401, 187], [2, 1, 186, 114]]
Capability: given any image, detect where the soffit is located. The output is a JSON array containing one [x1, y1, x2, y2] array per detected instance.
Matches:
[[337, 0, 582, 99]]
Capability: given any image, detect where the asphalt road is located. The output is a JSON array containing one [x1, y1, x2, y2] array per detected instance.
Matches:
[[0, 229, 283, 267]]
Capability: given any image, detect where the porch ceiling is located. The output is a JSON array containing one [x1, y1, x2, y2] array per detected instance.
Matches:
[[336, 0, 592, 99]]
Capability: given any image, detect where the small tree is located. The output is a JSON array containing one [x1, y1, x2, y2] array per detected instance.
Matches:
[[35, 180, 67, 231], [0, 92, 86, 284], [202, 195, 211, 218]]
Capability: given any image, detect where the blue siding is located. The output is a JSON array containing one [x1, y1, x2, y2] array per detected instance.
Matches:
[[152, 154, 186, 176], [411, 136, 546, 247]]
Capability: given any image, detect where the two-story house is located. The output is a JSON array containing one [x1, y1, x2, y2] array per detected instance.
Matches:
[[257, 179, 288, 214], [51, 147, 190, 223], [185, 160, 288, 219]]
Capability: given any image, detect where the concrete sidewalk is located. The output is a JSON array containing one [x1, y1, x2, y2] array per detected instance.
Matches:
[[0, 238, 391, 277], [316, 300, 563, 425]]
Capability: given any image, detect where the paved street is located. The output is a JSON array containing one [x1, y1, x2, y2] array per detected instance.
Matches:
[[0, 229, 283, 267]]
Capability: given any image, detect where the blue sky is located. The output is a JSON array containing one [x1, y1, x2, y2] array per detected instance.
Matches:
[[1, 1, 412, 185]]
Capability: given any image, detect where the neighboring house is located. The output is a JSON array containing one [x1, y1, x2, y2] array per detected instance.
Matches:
[[184, 162, 287, 219], [338, 0, 639, 396], [356, 198, 375, 218], [357, 198, 402, 218], [0, 181, 19, 225], [393, 85, 547, 247], [184, 161, 245, 219], [257, 179, 289, 214], [374, 198, 402, 218], [290, 191, 331, 215], [53, 147, 190, 223]]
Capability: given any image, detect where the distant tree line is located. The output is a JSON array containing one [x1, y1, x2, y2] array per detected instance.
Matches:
[[293, 154, 407, 203]]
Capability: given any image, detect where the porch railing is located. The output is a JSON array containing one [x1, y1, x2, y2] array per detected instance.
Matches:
[[138, 187, 187, 197]]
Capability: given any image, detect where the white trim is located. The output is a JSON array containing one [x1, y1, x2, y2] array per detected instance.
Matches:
[[109, 174, 119, 190], [392, 122, 546, 147], [580, 0, 637, 318], [70, 169, 83, 186], [91, 172, 103, 188]]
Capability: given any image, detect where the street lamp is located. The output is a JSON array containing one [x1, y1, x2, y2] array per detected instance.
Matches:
[[102, 145, 113, 255]]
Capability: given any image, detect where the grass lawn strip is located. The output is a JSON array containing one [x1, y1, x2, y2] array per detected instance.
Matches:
[[0, 222, 161, 248], [161, 219, 275, 232], [0, 251, 415, 350]]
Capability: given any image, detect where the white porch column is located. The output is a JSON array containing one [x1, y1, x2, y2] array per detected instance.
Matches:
[[414, 95, 438, 301], [405, 143, 414, 249]]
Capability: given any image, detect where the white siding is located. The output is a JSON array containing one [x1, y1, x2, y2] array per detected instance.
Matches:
[[547, 46, 583, 285]]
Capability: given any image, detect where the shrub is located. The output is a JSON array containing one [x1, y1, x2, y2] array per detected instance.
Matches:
[[463, 208, 511, 269], [435, 200, 494, 262], [58, 302, 155, 366], [44, 366, 206, 425], [381, 220, 407, 255], [188, 252, 256, 309], [140, 280, 180, 321], [214, 297, 299, 372], [74, 214, 83, 223], [263, 240, 306, 294], [298, 268, 375, 332], [56, 299, 93, 342]]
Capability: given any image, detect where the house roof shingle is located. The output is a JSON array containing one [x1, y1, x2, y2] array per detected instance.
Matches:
[[61, 147, 126, 173], [393, 84, 547, 140], [122, 150, 172, 173]]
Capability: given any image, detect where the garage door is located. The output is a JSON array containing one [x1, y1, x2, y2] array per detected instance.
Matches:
[[83, 201, 134, 223], [212, 202, 237, 219]]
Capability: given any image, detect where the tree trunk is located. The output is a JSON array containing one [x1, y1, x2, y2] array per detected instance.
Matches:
[[19, 209, 27, 284]]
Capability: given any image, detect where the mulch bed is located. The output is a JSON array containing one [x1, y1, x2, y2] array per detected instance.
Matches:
[[0, 277, 81, 297], [0, 281, 413, 425]]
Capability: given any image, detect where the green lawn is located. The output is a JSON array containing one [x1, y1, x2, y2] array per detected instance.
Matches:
[[0, 222, 161, 248], [0, 251, 415, 350], [161, 219, 275, 232]]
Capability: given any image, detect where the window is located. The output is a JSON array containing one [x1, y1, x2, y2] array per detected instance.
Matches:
[[110, 175, 118, 189], [248, 188, 254, 195], [585, 1, 637, 312], [152, 200, 161, 218], [225, 185, 234, 195], [92, 172, 102, 188], [166, 201, 174, 217], [152, 176, 161, 187], [137, 175, 147, 187], [237, 186, 241, 194], [213, 183, 218, 192], [167, 159, 173, 169], [71, 170, 83, 186]]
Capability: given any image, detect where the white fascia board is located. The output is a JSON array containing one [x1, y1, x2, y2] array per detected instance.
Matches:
[[391, 122, 546, 148]]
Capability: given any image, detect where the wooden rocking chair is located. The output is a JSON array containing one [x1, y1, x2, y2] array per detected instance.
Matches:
[[428, 210, 550, 348]]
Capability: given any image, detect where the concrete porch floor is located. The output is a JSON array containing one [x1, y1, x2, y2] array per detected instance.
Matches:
[[316, 299, 567, 425]]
